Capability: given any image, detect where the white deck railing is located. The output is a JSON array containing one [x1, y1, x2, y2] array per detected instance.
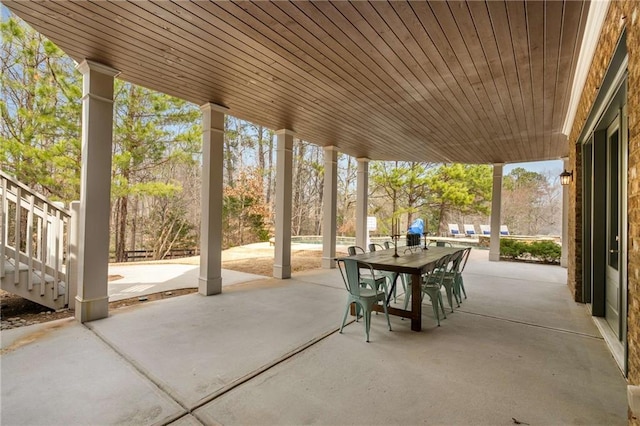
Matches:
[[1, 170, 71, 306]]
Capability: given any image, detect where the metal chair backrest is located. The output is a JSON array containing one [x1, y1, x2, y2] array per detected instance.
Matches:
[[425, 253, 452, 286], [449, 249, 465, 273], [337, 258, 375, 297], [347, 245, 365, 256], [404, 246, 423, 254], [368, 243, 385, 252], [428, 240, 452, 247], [457, 247, 471, 274], [383, 241, 391, 249]]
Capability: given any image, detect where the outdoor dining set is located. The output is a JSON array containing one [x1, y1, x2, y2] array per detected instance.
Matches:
[[337, 242, 471, 342]]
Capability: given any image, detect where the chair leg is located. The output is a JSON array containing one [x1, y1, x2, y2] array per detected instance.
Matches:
[[339, 302, 351, 334], [381, 300, 392, 331], [423, 288, 444, 325], [431, 297, 441, 326], [364, 306, 371, 342], [403, 282, 411, 311], [443, 284, 455, 312], [453, 281, 462, 305], [458, 276, 467, 299], [438, 292, 447, 319]]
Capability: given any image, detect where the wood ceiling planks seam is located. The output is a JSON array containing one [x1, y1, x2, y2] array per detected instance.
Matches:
[[404, 1, 502, 156], [283, 1, 466, 148], [330, 1, 475, 154], [190, 3, 448, 160], [551, 1, 587, 160], [378, 1, 494, 151], [11, 2, 396, 160], [3, 0, 589, 164], [288, 1, 460, 152], [442, 1, 514, 158], [486, 0, 529, 161], [234, 0, 444, 156], [7, 4, 310, 133], [122, 0, 410, 155], [505, 0, 536, 161]]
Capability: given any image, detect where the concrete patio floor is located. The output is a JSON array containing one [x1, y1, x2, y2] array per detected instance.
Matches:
[[1, 249, 628, 425]]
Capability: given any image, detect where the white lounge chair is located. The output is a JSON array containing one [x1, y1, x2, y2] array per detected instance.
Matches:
[[500, 225, 510, 236], [448, 224, 461, 237], [480, 225, 491, 235], [463, 224, 477, 236]]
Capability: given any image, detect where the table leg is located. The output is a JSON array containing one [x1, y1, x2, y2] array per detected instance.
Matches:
[[385, 272, 400, 306], [411, 273, 422, 331]]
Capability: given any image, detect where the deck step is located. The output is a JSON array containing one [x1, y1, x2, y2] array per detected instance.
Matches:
[[2, 258, 67, 310]]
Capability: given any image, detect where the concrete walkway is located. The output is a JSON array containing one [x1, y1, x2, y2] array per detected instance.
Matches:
[[1, 250, 628, 425]]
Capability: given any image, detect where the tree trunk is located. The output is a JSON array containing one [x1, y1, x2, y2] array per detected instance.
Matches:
[[266, 131, 274, 227], [115, 195, 128, 262], [316, 164, 324, 235], [438, 203, 447, 236], [130, 196, 137, 252], [292, 140, 305, 236]]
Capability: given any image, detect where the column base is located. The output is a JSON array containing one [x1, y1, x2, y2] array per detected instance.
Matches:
[[199, 277, 222, 296], [75, 295, 109, 323], [627, 385, 640, 417], [321, 257, 336, 269], [489, 251, 501, 262], [273, 264, 291, 279]]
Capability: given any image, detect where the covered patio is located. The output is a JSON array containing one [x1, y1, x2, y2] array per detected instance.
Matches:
[[2, 0, 638, 421], [2, 0, 590, 320], [1, 250, 627, 425]]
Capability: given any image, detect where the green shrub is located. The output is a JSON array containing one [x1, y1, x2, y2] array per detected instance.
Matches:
[[500, 238, 561, 264], [527, 240, 561, 263], [500, 239, 527, 260]]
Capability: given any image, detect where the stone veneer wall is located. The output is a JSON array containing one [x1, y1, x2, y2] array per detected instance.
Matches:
[[566, 1, 639, 422]]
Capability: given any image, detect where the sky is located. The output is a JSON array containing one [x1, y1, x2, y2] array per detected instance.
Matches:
[[503, 159, 564, 178]]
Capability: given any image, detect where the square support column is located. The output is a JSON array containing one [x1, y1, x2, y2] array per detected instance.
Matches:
[[322, 146, 338, 269], [199, 103, 227, 295], [489, 163, 504, 262], [355, 158, 369, 250], [74, 60, 119, 322], [273, 129, 294, 279]]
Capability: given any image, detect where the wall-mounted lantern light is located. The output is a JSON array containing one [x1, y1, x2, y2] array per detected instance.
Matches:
[[560, 170, 573, 186]]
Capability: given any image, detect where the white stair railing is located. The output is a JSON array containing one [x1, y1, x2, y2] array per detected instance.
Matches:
[[0, 170, 71, 307]]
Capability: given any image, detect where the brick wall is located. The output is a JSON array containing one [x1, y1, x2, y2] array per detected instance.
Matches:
[[566, 1, 639, 422], [626, 2, 640, 418]]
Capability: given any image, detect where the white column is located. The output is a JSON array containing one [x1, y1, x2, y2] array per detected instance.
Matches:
[[561, 157, 569, 268], [273, 129, 294, 279], [355, 158, 369, 250], [489, 163, 504, 262], [322, 146, 338, 269], [74, 60, 119, 322], [199, 103, 227, 295]]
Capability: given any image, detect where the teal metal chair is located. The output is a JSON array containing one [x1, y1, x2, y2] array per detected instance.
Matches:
[[368, 243, 385, 252], [436, 250, 463, 312], [347, 245, 364, 256], [368, 243, 399, 301], [337, 258, 392, 342], [454, 247, 471, 301], [401, 252, 450, 326], [428, 240, 452, 247], [347, 245, 389, 298], [435, 248, 472, 310]]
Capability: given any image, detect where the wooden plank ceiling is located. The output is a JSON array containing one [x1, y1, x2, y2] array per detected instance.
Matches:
[[4, 1, 588, 164]]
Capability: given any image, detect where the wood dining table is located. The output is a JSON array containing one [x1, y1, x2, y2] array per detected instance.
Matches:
[[342, 246, 462, 331]]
